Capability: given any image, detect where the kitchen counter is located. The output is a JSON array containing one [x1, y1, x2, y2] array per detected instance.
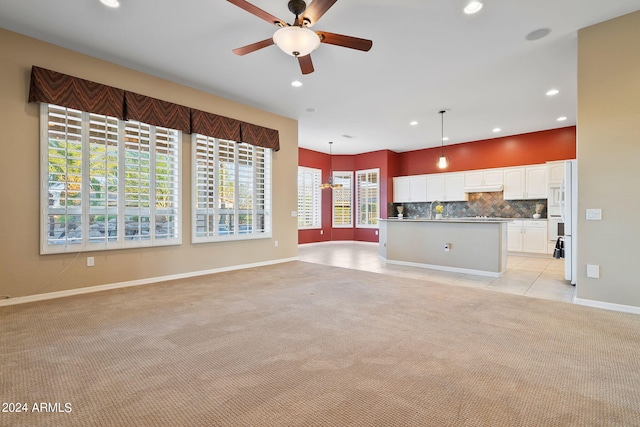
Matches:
[[379, 218, 508, 277], [388, 217, 514, 223]]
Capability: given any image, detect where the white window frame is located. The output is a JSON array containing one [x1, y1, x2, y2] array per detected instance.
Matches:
[[192, 135, 272, 243], [332, 171, 353, 228], [40, 103, 182, 254], [297, 166, 322, 229], [356, 168, 380, 228]]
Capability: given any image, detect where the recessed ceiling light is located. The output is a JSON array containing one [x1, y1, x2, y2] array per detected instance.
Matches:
[[546, 89, 559, 96], [100, 0, 120, 8], [410, 121, 418, 126], [526, 28, 551, 41], [305, 108, 316, 113], [443, 137, 449, 141], [464, 1, 483, 14], [493, 128, 501, 133], [291, 80, 303, 87], [557, 116, 568, 122], [342, 134, 354, 139]]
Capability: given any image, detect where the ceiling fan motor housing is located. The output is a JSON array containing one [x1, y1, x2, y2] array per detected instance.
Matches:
[[288, 0, 307, 16]]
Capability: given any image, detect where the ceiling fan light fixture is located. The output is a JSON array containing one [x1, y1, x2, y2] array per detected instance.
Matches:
[[273, 26, 320, 57]]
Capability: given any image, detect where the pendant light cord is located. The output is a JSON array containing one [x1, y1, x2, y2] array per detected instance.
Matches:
[[440, 110, 445, 156]]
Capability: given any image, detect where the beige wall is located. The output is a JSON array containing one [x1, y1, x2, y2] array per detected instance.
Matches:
[[0, 29, 298, 300], [577, 11, 640, 308]]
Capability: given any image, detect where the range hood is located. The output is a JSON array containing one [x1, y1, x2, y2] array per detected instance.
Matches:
[[464, 185, 504, 193]]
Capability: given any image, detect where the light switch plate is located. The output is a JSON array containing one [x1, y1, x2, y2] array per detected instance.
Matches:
[[586, 209, 602, 220], [586, 264, 600, 278]]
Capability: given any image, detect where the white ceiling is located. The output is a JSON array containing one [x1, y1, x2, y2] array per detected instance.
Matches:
[[1, 0, 639, 154]]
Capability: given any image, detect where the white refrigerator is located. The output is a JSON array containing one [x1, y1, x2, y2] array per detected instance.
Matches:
[[561, 160, 577, 285]]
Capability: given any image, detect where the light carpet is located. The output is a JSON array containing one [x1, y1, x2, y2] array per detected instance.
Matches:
[[1, 261, 639, 426]]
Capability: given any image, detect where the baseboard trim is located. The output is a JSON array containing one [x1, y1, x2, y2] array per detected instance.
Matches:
[[0, 257, 298, 307], [382, 258, 502, 278], [574, 297, 640, 315]]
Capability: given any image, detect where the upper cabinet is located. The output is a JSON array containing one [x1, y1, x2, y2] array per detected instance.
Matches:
[[426, 174, 444, 202], [547, 161, 565, 185], [394, 164, 550, 203], [463, 168, 504, 192], [426, 172, 468, 202], [503, 165, 547, 200], [393, 175, 428, 203], [444, 172, 468, 201]]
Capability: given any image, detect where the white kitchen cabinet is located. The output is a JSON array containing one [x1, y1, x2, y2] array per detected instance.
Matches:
[[426, 173, 468, 202], [507, 221, 524, 252], [503, 165, 547, 200], [393, 175, 428, 203], [547, 161, 565, 184], [526, 166, 547, 198], [507, 220, 548, 253], [444, 172, 468, 201], [393, 177, 410, 203], [503, 168, 525, 199], [464, 168, 503, 188], [426, 174, 444, 202]]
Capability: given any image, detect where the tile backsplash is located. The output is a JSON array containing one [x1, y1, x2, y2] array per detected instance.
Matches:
[[390, 192, 547, 219]]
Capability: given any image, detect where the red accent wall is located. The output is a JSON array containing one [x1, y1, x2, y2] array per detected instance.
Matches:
[[298, 126, 576, 244], [400, 127, 576, 175], [298, 148, 331, 244]]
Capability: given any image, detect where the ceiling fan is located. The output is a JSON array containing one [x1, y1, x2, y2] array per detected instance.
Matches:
[[227, 0, 373, 74]]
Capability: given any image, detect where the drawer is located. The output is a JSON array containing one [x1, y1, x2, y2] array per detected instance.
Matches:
[[522, 220, 548, 228]]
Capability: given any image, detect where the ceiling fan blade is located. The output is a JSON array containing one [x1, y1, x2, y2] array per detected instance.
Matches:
[[317, 31, 373, 51], [232, 38, 275, 56], [301, 0, 338, 26], [227, 0, 286, 26], [298, 54, 315, 75]]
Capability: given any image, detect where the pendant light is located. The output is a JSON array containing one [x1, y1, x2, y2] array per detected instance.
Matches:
[[320, 141, 343, 189], [436, 110, 450, 169]]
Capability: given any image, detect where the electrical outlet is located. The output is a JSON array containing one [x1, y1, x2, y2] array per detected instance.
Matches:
[[87, 257, 94, 267], [444, 243, 451, 252]]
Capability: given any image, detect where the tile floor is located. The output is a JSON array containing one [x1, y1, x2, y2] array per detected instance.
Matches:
[[298, 241, 576, 304]]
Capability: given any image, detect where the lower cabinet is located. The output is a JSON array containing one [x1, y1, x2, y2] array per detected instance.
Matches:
[[507, 220, 548, 254]]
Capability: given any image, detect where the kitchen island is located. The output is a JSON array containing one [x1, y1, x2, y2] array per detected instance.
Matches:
[[379, 218, 511, 277]]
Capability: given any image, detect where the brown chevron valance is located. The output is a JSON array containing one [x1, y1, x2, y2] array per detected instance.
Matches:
[[124, 91, 190, 134], [191, 109, 241, 142], [241, 122, 280, 151], [28, 66, 280, 151], [28, 66, 125, 118]]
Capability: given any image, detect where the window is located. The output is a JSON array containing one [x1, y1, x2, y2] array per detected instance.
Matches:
[[41, 104, 181, 254], [193, 135, 271, 242], [297, 167, 322, 229], [332, 171, 353, 228], [356, 168, 379, 228]]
